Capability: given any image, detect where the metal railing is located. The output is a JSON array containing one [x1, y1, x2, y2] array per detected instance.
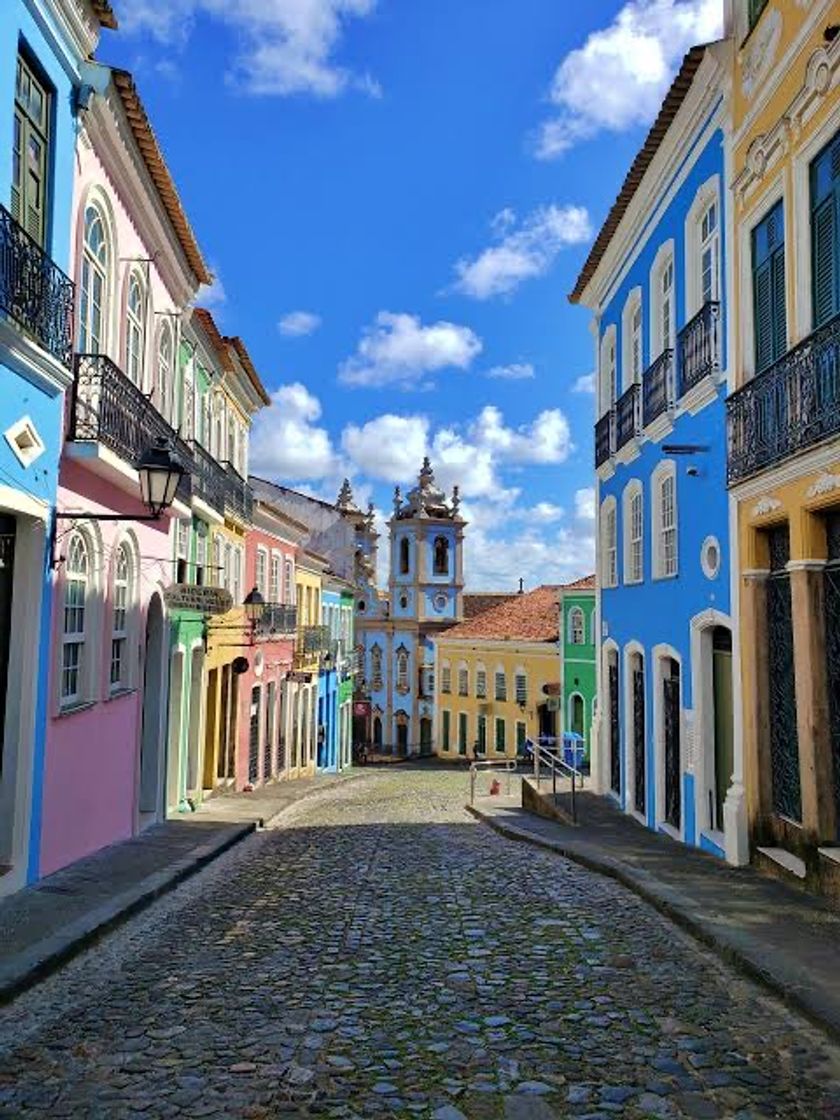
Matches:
[[0, 204, 74, 367], [678, 300, 720, 397], [190, 439, 227, 514], [255, 603, 297, 638], [615, 382, 641, 450], [594, 410, 613, 468], [727, 311, 840, 484], [468, 758, 518, 806], [642, 347, 675, 427], [69, 353, 193, 503], [528, 738, 583, 824], [223, 461, 254, 524]]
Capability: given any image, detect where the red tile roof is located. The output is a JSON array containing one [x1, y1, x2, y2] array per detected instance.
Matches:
[[562, 574, 596, 592], [226, 336, 271, 406], [463, 592, 520, 619], [442, 585, 562, 643]]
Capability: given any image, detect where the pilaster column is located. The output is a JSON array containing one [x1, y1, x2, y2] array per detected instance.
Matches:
[[788, 560, 834, 842]]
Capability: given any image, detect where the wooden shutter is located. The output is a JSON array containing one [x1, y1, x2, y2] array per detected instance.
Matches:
[[12, 56, 50, 247], [753, 202, 786, 373], [811, 135, 840, 329]]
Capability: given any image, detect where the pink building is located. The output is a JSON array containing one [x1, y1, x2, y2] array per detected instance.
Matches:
[[37, 68, 211, 877]]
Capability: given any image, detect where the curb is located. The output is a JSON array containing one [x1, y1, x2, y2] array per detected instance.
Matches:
[[467, 804, 840, 1044], [0, 821, 256, 1007], [260, 769, 372, 828]]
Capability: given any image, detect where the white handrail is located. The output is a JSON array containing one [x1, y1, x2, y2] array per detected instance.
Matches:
[[527, 738, 581, 822], [469, 758, 517, 806]]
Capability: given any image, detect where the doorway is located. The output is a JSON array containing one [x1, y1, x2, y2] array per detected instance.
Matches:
[[264, 681, 276, 781], [0, 518, 15, 783], [538, 703, 557, 739], [248, 685, 261, 784], [824, 512, 840, 837], [373, 715, 382, 750], [570, 693, 585, 738], [203, 667, 219, 791], [630, 653, 645, 817], [166, 650, 184, 812], [139, 594, 165, 816], [396, 716, 408, 756], [765, 525, 801, 823], [663, 658, 681, 830], [711, 628, 734, 833], [607, 650, 620, 796], [186, 646, 204, 798], [420, 717, 432, 755]]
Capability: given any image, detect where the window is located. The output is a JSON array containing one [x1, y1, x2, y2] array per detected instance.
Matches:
[[441, 662, 451, 694], [284, 558, 294, 604], [458, 664, 468, 696], [495, 718, 506, 753], [748, 0, 768, 32], [752, 200, 786, 374], [80, 204, 108, 353], [371, 644, 383, 691], [458, 712, 468, 755], [660, 257, 674, 355], [270, 554, 280, 603], [433, 536, 449, 575], [158, 323, 174, 422], [110, 543, 132, 692], [516, 721, 527, 751], [495, 669, 507, 702], [477, 715, 486, 754], [601, 498, 618, 588], [599, 326, 617, 414], [396, 646, 409, 692], [623, 483, 643, 585], [227, 415, 236, 467], [476, 665, 487, 699], [195, 529, 207, 587], [653, 464, 678, 579], [125, 272, 145, 387], [515, 672, 527, 705], [811, 134, 840, 329], [212, 536, 223, 588], [232, 546, 242, 604], [175, 520, 189, 584], [61, 532, 89, 705], [569, 607, 585, 644], [12, 55, 51, 246], [256, 547, 268, 597], [442, 709, 451, 752], [700, 201, 719, 306], [622, 291, 643, 388], [399, 537, 410, 574]]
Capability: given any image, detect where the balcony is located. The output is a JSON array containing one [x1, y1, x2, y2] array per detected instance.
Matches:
[[642, 348, 675, 427], [595, 411, 614, 468], [254, 603, 297, 638], [615, 383, 641, 451], [678, 301, 720, 397], [727, 312, 840, 485], [191, 440, 227, 515], [0, 204, 74, 367], [223, 461, 253, 524], [69, 353, 193, 503], [294, 624, 331, 668]]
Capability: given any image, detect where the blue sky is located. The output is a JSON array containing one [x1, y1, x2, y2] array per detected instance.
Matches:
[[105, 0, 721, 589]]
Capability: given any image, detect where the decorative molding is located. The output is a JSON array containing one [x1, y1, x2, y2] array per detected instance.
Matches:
[[751, 496, 782, 518], [806, 472, 840, 499]]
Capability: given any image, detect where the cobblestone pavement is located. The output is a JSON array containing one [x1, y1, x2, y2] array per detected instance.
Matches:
[[2, 769, 840, 1119]]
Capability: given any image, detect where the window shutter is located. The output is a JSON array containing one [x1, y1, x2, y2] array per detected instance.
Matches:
[[811, 135, 840, 329], [771, 248, 787, 361], [753, 202, 786, 374]]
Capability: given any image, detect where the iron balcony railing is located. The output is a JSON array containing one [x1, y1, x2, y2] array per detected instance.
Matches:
[[190, 440, 227, 514], [594, 410, 614, 468], [223, 461, 254, 524], [678, 301, 720, 397], [0, 204, 74, 367], [255, 603, 297, 638], [70, 353, 193, 503], [294, 625, 331, 668], [642, 348, 675, 427], [615, 383, 641, 451], [727, 311, 840, 484]]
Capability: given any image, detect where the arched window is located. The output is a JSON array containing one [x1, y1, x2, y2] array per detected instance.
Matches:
[[569, 607, 585, 644], [685, 177, 722, 319], [284, 558, 295, 604], [440, 660, 451, 694], [79, 204, 109, 354], [457, 661, 469, 696], [652, 462, 678, 579], [61, 532, 90, 705], [623, 481, 644, 585], [396, 647, 409, 692], [622, 289, 643, 389], [598, 326, 617, 415], [699, 199, 719, 306], [649, 242, 675, 362], [475, 663, 487, 699], [213, 397, 224, 459], [110, 542, 133, 692], [125, 271, 145, 387], [433, 535, 449, 575], [600, 497, 618, 588], [227, 414, 236, 467], [494, 667, 507, 702], [371, 644, 383, 691], [514, 669, 527, 705], [399, 536, 410, 574], [157, 323, 173, 422]]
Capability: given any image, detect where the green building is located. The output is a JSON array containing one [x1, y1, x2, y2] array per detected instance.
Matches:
[[559, 576, 596, 760]]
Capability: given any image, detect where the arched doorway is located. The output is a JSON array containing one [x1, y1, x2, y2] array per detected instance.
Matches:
[[166, 650, 185, 813], [711, 627, 733, 833], [629, 653, 645, 817], [662, 657, 681, 830], [570, 693, 585, 737], [606, 647, 620, 797], [420, 717, 432, 755], [373, 714, 382, 749], [139, 593, 165, 818]]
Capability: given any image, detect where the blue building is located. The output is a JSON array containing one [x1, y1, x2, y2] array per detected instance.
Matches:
[[0, 0, 115, 896], [355, 459, 465, 756], [570, 42, 738, 860]]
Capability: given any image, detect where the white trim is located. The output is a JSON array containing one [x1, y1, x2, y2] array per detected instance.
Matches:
[[600, 494, 618, 588], [622, 479, 644, 585], [4, 415, 45, 468], [689, 609, 733, 855], [621, 286, 643, 391], [684, 174, 722, 320], [651, 460, 678, 580], [622, 640, 646, 820], [700, 534, 722, 580], [737, 177, 787, 385], [598, 324, 617, 417], [649, 239, 676, 362]]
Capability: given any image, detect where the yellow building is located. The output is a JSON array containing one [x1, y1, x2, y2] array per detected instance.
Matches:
[[286, 551, 327, 777], [725, 0, 840, 881], [434, 586, 562, 760]]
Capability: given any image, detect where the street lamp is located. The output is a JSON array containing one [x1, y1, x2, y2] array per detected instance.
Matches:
[[138, 438, 187, 517], [243, 586, 267, 625]]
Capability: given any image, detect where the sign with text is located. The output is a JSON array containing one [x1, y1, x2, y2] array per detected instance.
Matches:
[[163, 584, 233, 616]]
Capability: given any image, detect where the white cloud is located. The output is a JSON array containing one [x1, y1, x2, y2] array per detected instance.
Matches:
[[278, 310, 322, 337], [575, 487, 596, 522], [469, 405, 572, 465], [534, 0, 723, 159], [338, 311, 482, 389], [452, 205, 592, 300], [249, 382, 338, 480], [119, 0, 379, 99], [529, 501, 565, 523], [572, 372, 596, 393], [486, 362, 535, 381], [462, 513, 595, 591], [341, 414, 429, 481], [195, 269, 226, 308]]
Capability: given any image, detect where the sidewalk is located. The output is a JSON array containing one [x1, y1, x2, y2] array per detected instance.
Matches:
[[469, 786, 840, 1041], [0, 770, 362, 1004]]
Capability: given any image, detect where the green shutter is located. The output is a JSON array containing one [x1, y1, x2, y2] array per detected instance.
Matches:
[[442, 710, 450, 751], [754, 259, 773, 372], [458, 712, 467, 755], [771, 248, 786, 360], [812, 197, 837, 328], [12, 57, 50, 247], [753, 202, 786, 374], [495, 718, 506, 753], [477, 716, 486, 753]]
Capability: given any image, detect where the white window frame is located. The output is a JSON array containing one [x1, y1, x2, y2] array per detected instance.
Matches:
[[396, 647, 409, 691], [623, 481, 644, 585], [157, 321, 174, 424], [568, 606, 585, 645], [652, 460, 678, 580], [685, 175, 721, 320], [514, 669, 527, 706], [256, 546, 268, 598], [457, 662, 469, 697], [598, 324, 617, 415], [371, 643, 383, 691], [61, 530, 90, 707], [649, 240, 676, 362], [79, 200, 110, 355], [621, 288, 643, 389], [125, 269, 146, 388], [475, 663, 487, 699], [441, 660, 451, 694], [109, 539, 136, 694], [269, 551, 281, 603], [600, 496, 618, 589], [494, 667, 507, 702]]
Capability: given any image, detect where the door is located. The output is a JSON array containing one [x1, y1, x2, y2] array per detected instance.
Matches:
[[166, 651, 184, 812], [458, 712, 467, 756], [217, 665, 231, 780], [186, 647, 204, 797], [608, 659, 620, 795], [712, 628, 734, 832], [825, 513, 840, 836], [766, 526, 801, 822], [373, 715, 382, 750], [0, 518, 14, 780], [663, 660, 681, 829], [248, 685, 260, 784], [420, 717, 432, 755], [397, 720, 408, 756], [203, 667, 218, 791], [570, 694, 584, 738], [138, 593, 164, 814], [632, 663, 646, 816], [539, 703, 557, 740], [264, 681, 276, 781]]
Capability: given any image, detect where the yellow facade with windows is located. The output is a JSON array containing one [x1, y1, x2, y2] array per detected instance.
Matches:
[[285, 554, 324, 777], [726, 0, 840, 874]]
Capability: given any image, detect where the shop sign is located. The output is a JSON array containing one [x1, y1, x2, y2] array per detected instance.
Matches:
[[164, 584, 233, 616], [354, 701, 371, 717]]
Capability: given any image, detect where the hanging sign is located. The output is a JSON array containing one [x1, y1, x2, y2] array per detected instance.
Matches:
[[164, 584, 233, 616], [354, 701, 371, 717], [541, 682, 562, 697]]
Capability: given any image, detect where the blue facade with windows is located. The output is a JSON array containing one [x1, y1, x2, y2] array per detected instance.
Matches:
[[574, 46, 737, 860]]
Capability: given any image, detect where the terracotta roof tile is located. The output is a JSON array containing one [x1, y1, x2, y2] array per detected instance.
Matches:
[[568, 45, 707, 305], [442, 585, 562, 643], [562, 574, 596, 592], [192, 307, 231, 369], [463, 592, 520, 619], [110, 69, 211, 286]]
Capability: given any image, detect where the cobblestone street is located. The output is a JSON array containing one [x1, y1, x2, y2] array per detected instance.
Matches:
[[2, 769, 840, 1119]]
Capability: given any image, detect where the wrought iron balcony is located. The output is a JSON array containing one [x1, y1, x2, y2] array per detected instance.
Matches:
[[223, 461, 254, 524], [69, 353, 193, 503], [190, 440, 227, 514], [727, 312, 840, 484], [254, 603, 297, 638], [0, 204, 74, 367], [615, 383, 641, 450], [642, 348, 675, 427], [595, 410, 614, 468], [678, 301, 720, 397], [300, 624, 330, 655]]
